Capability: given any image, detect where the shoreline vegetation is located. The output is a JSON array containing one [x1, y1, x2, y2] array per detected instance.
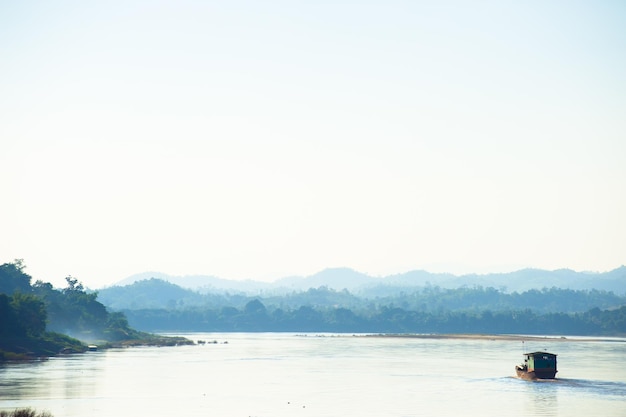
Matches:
[[96, 334, 194, 349], [0, 333, 194, 361], [0, 260, 193, 362]]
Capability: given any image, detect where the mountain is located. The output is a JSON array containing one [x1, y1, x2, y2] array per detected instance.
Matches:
[[274, 268, 377, 291], [109, 266, 626, 295], [114, 271, 273, 294], [378, 268, 626, 293], [97, 278, 204, 310]]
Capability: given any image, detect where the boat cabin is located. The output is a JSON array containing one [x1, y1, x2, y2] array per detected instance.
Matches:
[[521, 351, 557, 379]]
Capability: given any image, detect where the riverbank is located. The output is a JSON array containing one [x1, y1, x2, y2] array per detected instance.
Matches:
[[0, 333, 194, 362], [0, 332, 86, 361], [97, 334, 195, 349], [365, 333, 626, 342]]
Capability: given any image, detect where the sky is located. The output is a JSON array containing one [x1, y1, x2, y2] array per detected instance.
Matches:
[[1, 0, 625, 289]]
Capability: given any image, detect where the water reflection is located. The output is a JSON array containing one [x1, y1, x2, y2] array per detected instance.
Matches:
[[0, 354, 103, 402], [58, 355, 102, 401]]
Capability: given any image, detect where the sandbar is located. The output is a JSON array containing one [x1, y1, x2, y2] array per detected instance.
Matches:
[[362, 333, 624, 343]]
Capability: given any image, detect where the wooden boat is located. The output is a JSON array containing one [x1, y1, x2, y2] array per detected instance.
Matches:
[[515, 351, 557, 380]]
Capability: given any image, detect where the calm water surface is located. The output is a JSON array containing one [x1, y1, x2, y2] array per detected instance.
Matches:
[[1, 333, 625, 417]]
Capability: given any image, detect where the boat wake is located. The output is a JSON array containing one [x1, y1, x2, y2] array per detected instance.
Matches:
[[555, 378, 626, 398], [506, 376, 626, 399]]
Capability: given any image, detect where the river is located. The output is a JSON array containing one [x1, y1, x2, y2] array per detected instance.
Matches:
[[1, 333, 625, 416]]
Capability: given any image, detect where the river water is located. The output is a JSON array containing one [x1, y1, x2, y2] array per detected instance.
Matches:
[[1, 333, 625, 417]]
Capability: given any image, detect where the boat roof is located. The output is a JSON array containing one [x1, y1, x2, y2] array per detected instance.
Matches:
[[524, 351, 557, 356]]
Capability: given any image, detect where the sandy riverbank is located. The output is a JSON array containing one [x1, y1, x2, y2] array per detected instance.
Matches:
[[363, 334, 624, 343]]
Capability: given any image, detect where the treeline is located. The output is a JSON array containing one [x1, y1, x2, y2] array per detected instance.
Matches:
[[99, 278, 626, 335], [31, 277, 138, 341], [369, 286, 625, 314], [98, 278, 626, 314], [123, 299, 626, 335], [0, 260, 147, 359], [4, 260, 625, 350]]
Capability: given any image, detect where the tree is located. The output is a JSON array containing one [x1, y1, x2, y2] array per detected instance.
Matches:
[[0, 293, 18, 336], [64, 276, 84, 293], [0, 260, 33, 295], [104, 312, 135, 340], [244, 299, 267, 315], [10, 293, 47, 337]]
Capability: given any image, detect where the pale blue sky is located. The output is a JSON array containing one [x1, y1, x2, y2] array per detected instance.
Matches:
[[1, 1, 625, 288]]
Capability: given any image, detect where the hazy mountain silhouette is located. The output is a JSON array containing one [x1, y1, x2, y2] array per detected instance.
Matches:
[[275, 268, 377, 290], [380, 267, 626, 293], [111, 266, 626, 295], [115, 271, 273, 294]]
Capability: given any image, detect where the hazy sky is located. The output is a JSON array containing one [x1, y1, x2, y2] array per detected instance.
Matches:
[[2, 1, 625, 288]]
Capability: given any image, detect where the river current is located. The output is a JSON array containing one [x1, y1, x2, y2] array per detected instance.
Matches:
[[1, 333, 625, 417]]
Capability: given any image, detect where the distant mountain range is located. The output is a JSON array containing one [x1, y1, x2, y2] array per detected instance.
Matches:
[[111, 266, 626, 295]]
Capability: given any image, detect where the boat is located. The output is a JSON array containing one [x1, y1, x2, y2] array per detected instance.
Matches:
[[515, 351, 557, 380], [88, 345, 98, 352]]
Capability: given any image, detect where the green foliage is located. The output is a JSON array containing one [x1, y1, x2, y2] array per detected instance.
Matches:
[[0, 293, 18, 336], [30, 274, 130, 341], [0, 292, 47, 338], [3, 260, 625, 343], [369, 286, 625, 314], [10, 293, 47, 336], [63, 275, 84, 292], [122, 301, 626, 335], [98, 279, 626, 315], [0, 330, 86, 360], [0, 259, 32, 295], [102, 278, 625, 335], [97, 278, 238, 310], [0, 260, 153, 360]]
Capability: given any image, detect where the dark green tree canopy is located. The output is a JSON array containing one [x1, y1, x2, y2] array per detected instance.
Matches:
[[0, 259, 33, 295], [1, 260, 142, 345], [10, 293, 47, 337]]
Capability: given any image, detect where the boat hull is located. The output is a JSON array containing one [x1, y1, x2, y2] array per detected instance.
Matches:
[[515, 365, 556, 380]]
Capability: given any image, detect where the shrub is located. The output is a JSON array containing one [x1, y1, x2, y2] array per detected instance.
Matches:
[[0, 408, 53, 417]]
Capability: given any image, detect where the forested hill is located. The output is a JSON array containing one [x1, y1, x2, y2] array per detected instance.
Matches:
[[0, 260, 190, 360], [97, 278, 626, 335], [115, 266, 626, 295], [98, 278, 626, 315], [3, 260, 625, 343]]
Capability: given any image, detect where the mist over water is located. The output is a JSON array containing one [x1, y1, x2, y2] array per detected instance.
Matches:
[[1, 333, 625, 417]]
